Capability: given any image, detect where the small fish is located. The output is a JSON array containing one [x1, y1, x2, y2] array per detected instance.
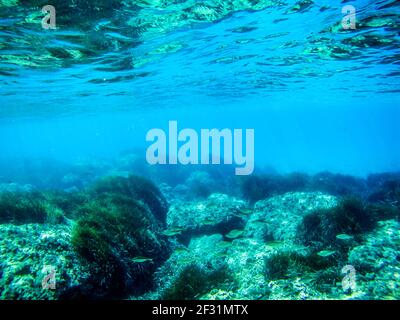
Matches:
[[251, 218, 267, 224], [215, 252, 228, 258], [177, 256, 194, 264], [217, 241, 232, 249], [201, 218, 215, 225], [225, 229, 244, 239], [265, 240, 284, 248], [317, 250, 336, 257], [131, 256, 153, 263], [237, 208, 253, 216], [162, 227, 185, 236], [174, 247, 189, 254], [336, 234, 353, 241]]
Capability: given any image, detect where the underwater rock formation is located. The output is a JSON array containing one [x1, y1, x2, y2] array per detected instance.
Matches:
[[0, 174, 172, 299], [0, 191, 50, 224], [0, 183, 35, 193], [89, 175, 169, 223], [146, 234, 232, 300], [0, 223, 89, 300], [347, 220, 400, 299], [367, 172, 400, 206], [245, 192, 338, 242], [1, 171, 400, 300], [185, 171, 216, 199], [296, 197, 379, 249], [71, 175, 171, 298], [167, 193, 246, 243]]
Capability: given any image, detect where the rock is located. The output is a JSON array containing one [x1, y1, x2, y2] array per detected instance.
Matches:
[[245, 192, 338, 242], [140, 234, 231, 300], [346, 220, 400, 299], [0, 183, 35, 193], [0, 224, 90, 300], [167, 193, 246, 241], [223, 238, 271, 299], [185, 171, 216, 198], [143, 234, 280, 300]]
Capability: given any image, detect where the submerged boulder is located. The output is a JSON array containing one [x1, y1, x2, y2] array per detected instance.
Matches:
[[141, 234, 233, 300], [245, 192, 338, 242], [0, 223, 89, 300], [166, 193, 246, 242], [346, 220, 400, 299], [71, 175, 171, 298]]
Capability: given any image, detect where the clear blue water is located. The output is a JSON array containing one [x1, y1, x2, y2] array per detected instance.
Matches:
[[0, 0, 399, 178]]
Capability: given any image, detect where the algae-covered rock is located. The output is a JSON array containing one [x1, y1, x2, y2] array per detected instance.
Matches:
[[245, 192, 338, 242], [297, 197, 377, 248], [167, 193, 246, 241], [224, 238, 271, 299], [0, 192, 49, 224], [185, 171, 216, 199], [141, 234, 234, 300], [71, 196, 171, 298], [346, 220, 400, 299], [0, 223, 89, 300], [0, 183, 35, 193]]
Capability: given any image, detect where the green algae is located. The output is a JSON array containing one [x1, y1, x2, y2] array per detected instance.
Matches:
[[0, 192, 48, 224]]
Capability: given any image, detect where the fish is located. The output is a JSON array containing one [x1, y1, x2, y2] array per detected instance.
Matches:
[[336, 234, 353, 241], [225, 229, 244, 239], [215, 252, 228, 258], [251, 218, 267, 224], [131, 256, 153, 263], [317, 250, 336, 257], [174, 247, 189, 254], [217, 241, 232, 248], [200, 218, 215, 225], [162, 227, 185, 236], [265, 240, 284, 248], [237, 208, 253, 215], [177, 256, 194, 264]]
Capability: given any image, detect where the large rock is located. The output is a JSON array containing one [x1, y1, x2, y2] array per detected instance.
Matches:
[[167, 193, 246, 240], [141, 234, 288, 300], [245, 192, 338, 242], [346, 220, 400, 299], [0, 183, 35, 193], [140, 234, 231, 300], [0, 223, 89, 300]]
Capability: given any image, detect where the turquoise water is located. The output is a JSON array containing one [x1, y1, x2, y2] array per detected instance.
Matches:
[[0, 0, 399, 300], [1, 0, 399, 176]]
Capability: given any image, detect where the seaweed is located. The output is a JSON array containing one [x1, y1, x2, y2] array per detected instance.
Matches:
[[367, 174, 400, 207], [240, 175, 282, 203], [90, 175, 168, 223], [265, 251, 338, 281], [310, 172, 367, 197], [297, 197, 376, 247], [71, 192, 170, 298], [0, 191, 48, 224], [161, 264, 231, 300]]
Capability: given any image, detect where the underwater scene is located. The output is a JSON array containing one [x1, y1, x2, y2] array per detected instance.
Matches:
[[0, 0, 399, 301]]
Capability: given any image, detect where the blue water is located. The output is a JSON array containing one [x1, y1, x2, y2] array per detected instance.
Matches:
[[0, 0, 399, 177]]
